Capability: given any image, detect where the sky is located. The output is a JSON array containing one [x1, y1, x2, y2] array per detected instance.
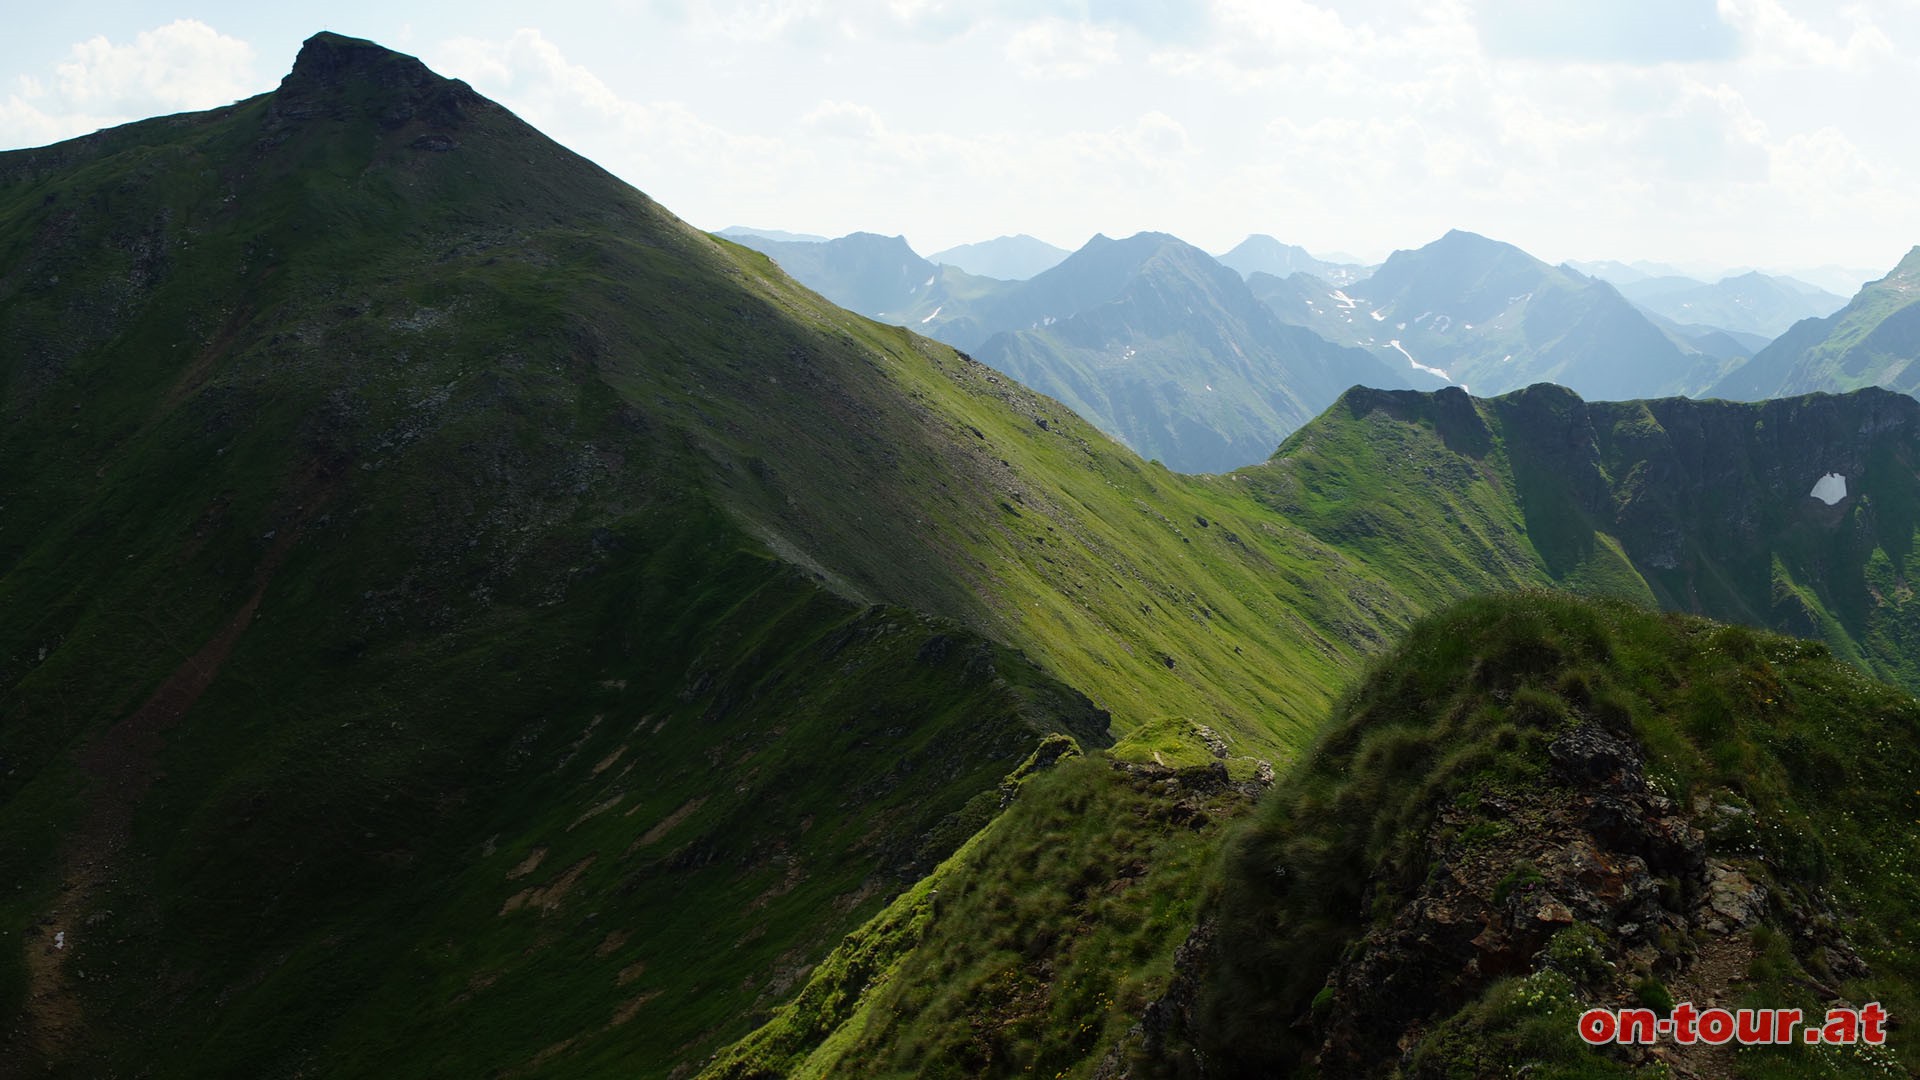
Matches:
[[2, 1, 1916, 283]]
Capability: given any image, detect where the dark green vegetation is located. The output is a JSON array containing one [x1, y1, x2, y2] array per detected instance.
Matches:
[[1186, 593, 1919, 1078], [697, 387, 1920, 1075], [1261, 384, 1920, 692], [4, 31, 1920, 1080], [0, 34, 1119, 1075], [0, 33, 1492, 1076], [1714, 247, 1920, 401], [700, 752, 1258, 1079]]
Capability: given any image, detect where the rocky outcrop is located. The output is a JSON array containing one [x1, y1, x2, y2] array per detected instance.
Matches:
[[1310, 715, 1706, 1075], [268, 32, 484, 130], [1137, 712, 1874, 1079]]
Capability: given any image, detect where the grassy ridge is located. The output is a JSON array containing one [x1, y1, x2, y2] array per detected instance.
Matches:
[[702, 752, 1256, 1080], [1198, 592, 1920, 1076]]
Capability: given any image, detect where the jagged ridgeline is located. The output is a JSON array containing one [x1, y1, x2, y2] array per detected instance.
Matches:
[[5, 29, 1920, 1080], [1171, 594, 1920, 1078]]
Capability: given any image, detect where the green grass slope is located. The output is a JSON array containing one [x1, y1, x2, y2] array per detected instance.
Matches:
[[0, 44, 1118, 1066], [697, 750, 1259, 1080]]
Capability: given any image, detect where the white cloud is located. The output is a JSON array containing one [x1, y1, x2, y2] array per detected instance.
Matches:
[[801, 100, 888, 139], [0, 20, 258, 149], [431, 29, 805, 202], [1209, 0, 1365, 57], [1633, 81, 1772, 181], [1769, 126, 1898, 212], [1004, 19, 1120, 79], [1718, 0, 1896, 68], [51, 21, 256, 112], [419, 28, 1225, 249], [9, 5, 1907, 270]]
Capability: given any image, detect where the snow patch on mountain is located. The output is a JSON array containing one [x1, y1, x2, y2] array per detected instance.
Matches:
[[1388, 339, 1451, 381]]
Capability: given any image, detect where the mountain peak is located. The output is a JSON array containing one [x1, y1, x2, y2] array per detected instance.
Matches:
[[284, 32, 435, 91], [1433, 228, 1508, 252], [271, 31, 480, 129]]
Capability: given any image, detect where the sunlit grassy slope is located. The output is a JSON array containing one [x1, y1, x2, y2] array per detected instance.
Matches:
[[706, 378, 1920, 1075]]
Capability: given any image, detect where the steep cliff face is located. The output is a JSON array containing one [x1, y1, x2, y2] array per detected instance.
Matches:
[[1534, 388, 1920, 687], [1278, 383, 1920, 690]]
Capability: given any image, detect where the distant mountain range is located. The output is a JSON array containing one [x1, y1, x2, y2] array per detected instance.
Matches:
[[726, 228, 1439, 470], [1214, 234, 1370, 286], [1615, 270, 1847, 338], [1572, 257, 1879, 298], [716, 224, 829, 243], [1252, 230, 1731, 400], [926, 234, 1071, 280], [1711, 246, 1920, 400], [720, 230, 938, 316], [967, 233, 1440, 471], [724, 222, 1920, 468]]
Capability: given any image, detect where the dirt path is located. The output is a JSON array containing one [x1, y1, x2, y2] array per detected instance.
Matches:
[[17, 506, 314, 1068], [1661, 933, 1756, 1080]]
